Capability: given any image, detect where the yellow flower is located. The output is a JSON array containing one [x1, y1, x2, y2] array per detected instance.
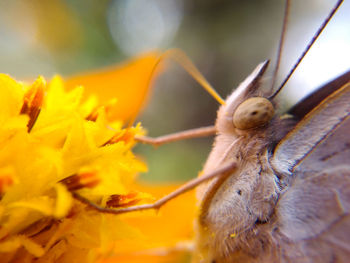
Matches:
[[0, 54, 165, 263]]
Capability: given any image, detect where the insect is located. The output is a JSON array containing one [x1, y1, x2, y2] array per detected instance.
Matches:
[[72, 0, 350, 262]]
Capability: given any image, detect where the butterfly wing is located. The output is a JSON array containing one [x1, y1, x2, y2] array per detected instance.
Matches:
[[270, 76, 350, 262], [288, 69, 350, 120]]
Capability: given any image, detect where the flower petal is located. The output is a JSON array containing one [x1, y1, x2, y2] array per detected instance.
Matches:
[[0, 74, 24, 125], [64, 52, 160, 121], [9, 197, 54, 216], [53, 183, 73, 218], [0, 235, 44, 257]]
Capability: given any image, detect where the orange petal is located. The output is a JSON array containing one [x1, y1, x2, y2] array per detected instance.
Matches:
[[64, 52, 160, 122], [113, 183, 196, 257], [98, 183, 195, 263], [99, 251, 190, 263]]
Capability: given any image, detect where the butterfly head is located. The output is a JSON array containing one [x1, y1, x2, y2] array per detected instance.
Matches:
[[216, 60, 276, 134]]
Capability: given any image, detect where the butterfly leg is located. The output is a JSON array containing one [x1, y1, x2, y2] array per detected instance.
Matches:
[[72, 161, 236, 215], [135, 125, 216, 146]]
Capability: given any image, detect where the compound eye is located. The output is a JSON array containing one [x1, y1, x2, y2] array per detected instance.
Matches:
[[233, 97, 274, 130]]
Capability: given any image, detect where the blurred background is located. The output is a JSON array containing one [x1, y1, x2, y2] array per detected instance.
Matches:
[[0, 0, 349, 183]]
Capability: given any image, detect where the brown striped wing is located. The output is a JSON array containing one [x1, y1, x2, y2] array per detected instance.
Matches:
[[270, 79, 350, 262]]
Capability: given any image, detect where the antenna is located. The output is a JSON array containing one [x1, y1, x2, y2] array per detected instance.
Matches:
[[127, 49, 225, 127], [270, 0, 290, 92], [269, 0, 344, 100]]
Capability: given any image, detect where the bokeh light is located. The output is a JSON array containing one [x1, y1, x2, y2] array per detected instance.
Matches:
[[107, 0, 183, 55]]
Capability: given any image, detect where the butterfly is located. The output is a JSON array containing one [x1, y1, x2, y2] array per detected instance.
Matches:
[[72, 0, 350, 262], [190, 0, 350, 261], [192, 62, 350, 263]]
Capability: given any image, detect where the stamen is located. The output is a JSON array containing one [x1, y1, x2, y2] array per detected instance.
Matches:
[[106, 192, 141, 208], [85, 99, 117, 122], [20, 77, 45, 132], [85, 108, 99, 122], [61, 172, 100, 191], [102, 129, 135, 146]]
